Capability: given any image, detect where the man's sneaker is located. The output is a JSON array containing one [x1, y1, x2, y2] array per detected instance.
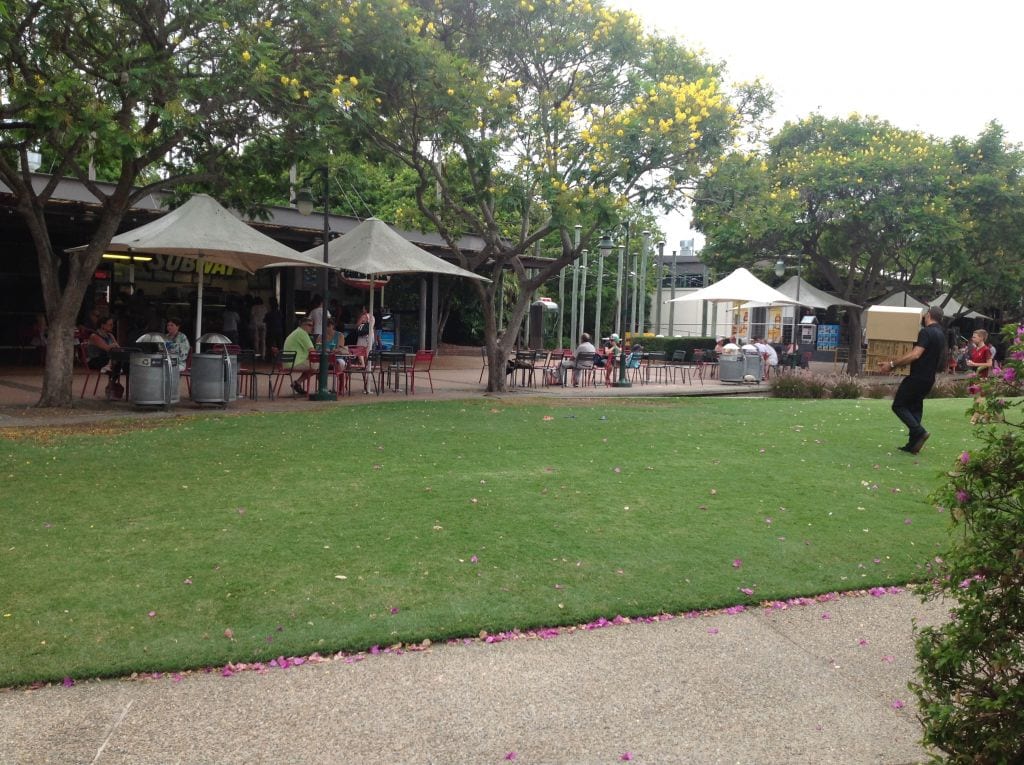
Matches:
[[292, 381, 305, 395], [909, 432, 930, 455]]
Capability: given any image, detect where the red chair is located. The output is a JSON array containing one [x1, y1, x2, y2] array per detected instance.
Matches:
[[345, 346, 374, 393], [409, 350, 435, 394], [77, 342, 104, 398]]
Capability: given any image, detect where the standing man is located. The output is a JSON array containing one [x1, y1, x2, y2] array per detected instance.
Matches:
[[878, 305, 946, 454]]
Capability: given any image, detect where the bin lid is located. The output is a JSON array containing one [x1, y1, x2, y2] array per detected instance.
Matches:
[[197, 332, 232, 344]]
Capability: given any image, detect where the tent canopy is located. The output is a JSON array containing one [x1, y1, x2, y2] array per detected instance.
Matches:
[[668, 267, 796, 305], [294, 217, 488, 282], [875, 291, 928, 310], [776, 276, 860, 309], [931, 292, 991, 320]]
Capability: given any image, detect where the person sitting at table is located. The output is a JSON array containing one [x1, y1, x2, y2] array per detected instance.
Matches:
[[604, 333, 622, 385], [560, 332, 596, 386], [283, 317, 317, 395], [321, 318, 343, 352], [164, 317, 190, 366], [87, 316, 126, 394]]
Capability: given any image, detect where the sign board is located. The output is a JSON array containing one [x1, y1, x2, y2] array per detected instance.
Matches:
[[817, 323, 840, 351]]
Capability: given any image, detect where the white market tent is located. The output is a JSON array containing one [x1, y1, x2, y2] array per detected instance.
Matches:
[[875, 291, 928, 310], [668, 267, 797, 306], [931, 292, 991, 320]]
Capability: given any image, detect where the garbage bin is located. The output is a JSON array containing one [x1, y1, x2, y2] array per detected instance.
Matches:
[[190, 333, 238, 404], [719, 351, 762, 384], [128, 333, 180, 406]]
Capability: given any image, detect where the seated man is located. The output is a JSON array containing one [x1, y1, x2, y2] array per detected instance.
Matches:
[[560, 332, 597, 386], [283, 317, 317, 395]]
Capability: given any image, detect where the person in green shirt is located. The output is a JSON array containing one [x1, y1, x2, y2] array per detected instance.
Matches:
[[283, 317, 316, 395]]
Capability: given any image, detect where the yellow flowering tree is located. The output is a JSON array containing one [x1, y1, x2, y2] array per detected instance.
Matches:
[[0, 0, 323, 406], [694, 114, 975, 374], [308, 0, 758, 390]]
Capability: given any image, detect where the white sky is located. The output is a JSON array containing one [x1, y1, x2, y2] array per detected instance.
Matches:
[[611, 0, 1024, 250]]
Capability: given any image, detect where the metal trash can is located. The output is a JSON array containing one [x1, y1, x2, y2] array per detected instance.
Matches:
[[191, 333, 238, 404], [129, 333, 180, 406], [719, 351, 763, 384]]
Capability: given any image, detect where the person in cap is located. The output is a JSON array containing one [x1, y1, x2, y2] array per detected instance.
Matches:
[[877, 305, 946, 454], [283, 316, 317, 395]]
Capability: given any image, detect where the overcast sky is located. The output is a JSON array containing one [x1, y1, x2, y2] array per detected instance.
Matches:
[[611, 0, 1024, 249]]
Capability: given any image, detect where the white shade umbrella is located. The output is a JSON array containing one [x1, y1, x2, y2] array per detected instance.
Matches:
[[876, 291, 928, 310], [668, 267, 797, 305], [71, 194, 335, 347], [776, 276, 860, 309]]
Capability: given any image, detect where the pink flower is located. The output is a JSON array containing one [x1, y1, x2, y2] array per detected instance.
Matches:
[[731, 559, 742, 568], [707, 628, 719, 635], [505, 753, 517, 761], [620, 753, 634, 761], [740, 587, 754, 596], [62, 676, 75, 688], [858, 639, 869, 646], [1003, 367, 1016, 382], [821, 612, 830, 620], [882, 655, 895, 663], [956, 490, 970, 504], [890, 699, 905, 710], [183, 577, 193, 585], [148, 610, 157, 618], [470, 555, 479, 563], [959, 451, 970, 465], [390, 607, 399, 615], [967, 384, 980, 395]]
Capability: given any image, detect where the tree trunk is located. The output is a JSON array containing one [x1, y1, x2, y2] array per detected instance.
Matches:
[[846, 309, 864, 377]]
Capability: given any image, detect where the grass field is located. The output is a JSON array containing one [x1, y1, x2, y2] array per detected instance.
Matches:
[[0, 396, 978, 686]]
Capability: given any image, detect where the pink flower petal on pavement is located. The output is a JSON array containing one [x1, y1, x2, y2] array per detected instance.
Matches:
[[858, 639, 869, 646], [891, 699, 905, 709], [821, 612, 830, 620], [621, 753, 634, 761], [505, 753, 517, 761], [707, 627, 719, 635], [62, 677, 75, 688], [882, 655, 895, 663]]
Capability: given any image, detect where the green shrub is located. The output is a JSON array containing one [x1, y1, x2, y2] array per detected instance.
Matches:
[[826, 374, 862, 399], [769, 373, 808, 398], [912, 322, 1024, 763], [805, 375, 829, 399]]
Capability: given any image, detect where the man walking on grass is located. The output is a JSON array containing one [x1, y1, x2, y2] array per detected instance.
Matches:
[[878, 305, 946, 454]]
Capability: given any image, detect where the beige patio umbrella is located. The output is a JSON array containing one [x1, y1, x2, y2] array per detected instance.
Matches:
[[71, 194, 336, 349], [289, 217, 489, 345]]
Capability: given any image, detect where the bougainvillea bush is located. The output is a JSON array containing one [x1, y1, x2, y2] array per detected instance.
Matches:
[[913, 322, 1024, 763]]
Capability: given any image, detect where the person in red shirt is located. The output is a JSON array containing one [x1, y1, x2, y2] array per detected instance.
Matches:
[[966, 329, 993, 378]]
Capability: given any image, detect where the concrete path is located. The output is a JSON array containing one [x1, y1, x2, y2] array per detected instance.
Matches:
[[0, 591, 942, 764]]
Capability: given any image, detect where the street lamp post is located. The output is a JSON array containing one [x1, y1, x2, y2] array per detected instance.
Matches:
[[594, 247, 604, 342], [774, 253, 803, 349], [653, 240, 665, 335], [294, 166, 337, 401], [637, 231, 651, 336], [577, 248, 589, 341], [614, 243, 625, 337], [569, 224, 581, 346]]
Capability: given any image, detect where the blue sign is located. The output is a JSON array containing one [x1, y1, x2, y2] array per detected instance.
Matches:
[[817, 324, 840, 351]]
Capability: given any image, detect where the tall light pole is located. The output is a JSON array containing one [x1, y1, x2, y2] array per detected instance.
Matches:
[[294, 166, 336, 401], [774, 252, 803, 347], [569, 224, 581, 345], [557, 248, 566, 347], [637, 230, 651, 336], [614, 243, 625, 337], [577, 248, 589, 341], [669, 248, 678, 337], [594, 244, 605, 340], [653, 240, 665, 335]]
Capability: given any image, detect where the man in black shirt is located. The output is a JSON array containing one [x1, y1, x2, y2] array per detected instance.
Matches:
[[878, 305, 946, 454]]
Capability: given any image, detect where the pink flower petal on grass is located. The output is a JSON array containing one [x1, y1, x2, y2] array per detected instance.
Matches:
[[470, 555, 479, 563], [740, 587, 754, 596], [731, 559, 742, 568]]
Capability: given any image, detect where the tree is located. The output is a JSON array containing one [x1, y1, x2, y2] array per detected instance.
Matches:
[[694, 115, 963, 374], [0, 0, 334, 406], [303, 0, 758, 390]]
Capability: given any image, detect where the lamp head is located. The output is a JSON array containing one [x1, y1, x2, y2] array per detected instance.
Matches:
[[294, 187, 316, 216], [598, 233, 614, 257], [774, 259, 785, 278]]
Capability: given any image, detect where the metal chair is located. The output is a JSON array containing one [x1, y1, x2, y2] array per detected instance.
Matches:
[[409, 350, 435, 394]]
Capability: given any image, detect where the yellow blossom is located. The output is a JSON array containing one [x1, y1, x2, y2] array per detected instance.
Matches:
[[241, 50, 251, 62], [447, 88, 455, 96], [350, 76, 359, 86]]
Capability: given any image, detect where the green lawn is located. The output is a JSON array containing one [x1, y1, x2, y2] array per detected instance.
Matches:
[[0, 396, 978, 686]]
